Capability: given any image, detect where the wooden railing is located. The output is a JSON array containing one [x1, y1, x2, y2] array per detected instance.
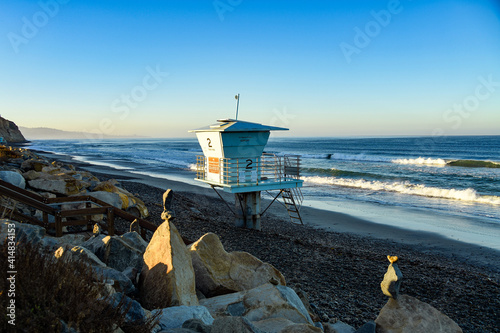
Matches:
[[0, 179, 157, 239]]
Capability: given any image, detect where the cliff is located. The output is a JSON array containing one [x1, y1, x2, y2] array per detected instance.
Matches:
[[0, 116, 27, 143]]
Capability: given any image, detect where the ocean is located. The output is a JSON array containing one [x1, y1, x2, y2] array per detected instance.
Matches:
[[27, 136, 500, 250]]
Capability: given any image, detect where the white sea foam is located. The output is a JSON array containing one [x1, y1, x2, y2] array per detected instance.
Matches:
[[303, 176, 500, 205], [328, 153, 449, 166], [72, 156, 133, 170], [392, 157, 447, 166]]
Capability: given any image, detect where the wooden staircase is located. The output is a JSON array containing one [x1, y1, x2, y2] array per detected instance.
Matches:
[[281, 155, 304, 225], [0, 179, 157, 239]]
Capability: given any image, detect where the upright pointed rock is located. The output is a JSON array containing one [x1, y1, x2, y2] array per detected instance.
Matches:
[[139, 221, 198, 309]]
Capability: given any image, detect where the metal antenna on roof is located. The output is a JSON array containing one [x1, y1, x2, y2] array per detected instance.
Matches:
[[235, 94, 240, 120]]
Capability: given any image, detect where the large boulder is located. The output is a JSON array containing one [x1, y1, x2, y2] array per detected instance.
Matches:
[[39, 233, 88, 252], [0, 170, 25, 188], [93, 180, 148, 217], [211, 316, 262, 333], [81, 234, 145, 272], [182, 319, 212, 333], [24, 165, 98, 195], [140, 221, 198, 309], [93, 266, 136, 295], [0, 220, 45, 245], [280, 323, 323, 333], [20, 159, 50, 172], [189, 233, 286, 297], [108, 292, 148, 327], [120, 231, 148, 253], [375, 294, 462, 333], [53, 242, 135, 295], [324, 321, 355, 333], [152, 306, 214, 331], [87, 191, 123, 209], [253, 318, 322, 333], [54, 244, 107, 268], [199, 283, 313, 325], [28, 177, 88, 195]]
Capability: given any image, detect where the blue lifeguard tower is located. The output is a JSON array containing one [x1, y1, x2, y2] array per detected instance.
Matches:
[[190, 119, 303, 230]]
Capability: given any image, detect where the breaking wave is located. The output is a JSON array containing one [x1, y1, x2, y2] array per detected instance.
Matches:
[[303, 153, 499, 169], [393, 157, 447, 166], [302, 176, 500, 205]]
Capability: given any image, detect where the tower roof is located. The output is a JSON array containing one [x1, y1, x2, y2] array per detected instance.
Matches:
[[189, 119, 288, 133]]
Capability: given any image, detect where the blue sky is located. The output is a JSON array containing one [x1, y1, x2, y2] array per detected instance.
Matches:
[[1, 0, 499, 137]]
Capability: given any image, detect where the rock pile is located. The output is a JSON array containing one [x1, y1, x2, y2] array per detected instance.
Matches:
[[0, 194, 464, 333], [0, 145, 148, 218]]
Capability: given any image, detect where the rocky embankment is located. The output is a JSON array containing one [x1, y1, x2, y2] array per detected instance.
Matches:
[[0, 146, 473, 332], [1, 218, 464, 333], [0, 145, 148, 221]]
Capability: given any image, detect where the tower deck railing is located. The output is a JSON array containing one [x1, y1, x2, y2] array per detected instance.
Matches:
[[195, 153, 301, 186]]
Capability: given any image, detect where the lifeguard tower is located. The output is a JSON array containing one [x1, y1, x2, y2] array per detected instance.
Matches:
[[189, 119, 303, 230]]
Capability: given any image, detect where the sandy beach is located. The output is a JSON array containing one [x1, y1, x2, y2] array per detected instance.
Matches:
[[33, 150, 500, 332]]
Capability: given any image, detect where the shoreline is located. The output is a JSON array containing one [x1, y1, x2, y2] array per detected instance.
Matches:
[[35, 149, 500, 273]]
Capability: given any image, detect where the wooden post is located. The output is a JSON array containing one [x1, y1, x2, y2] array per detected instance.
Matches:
[[234, 192, 261, 230], [107, 208, 115, 236], [43, 211, 48, 228], [86, 201, 92, 231], [55, 212, 63, 237], [141, 224, 146, 240]]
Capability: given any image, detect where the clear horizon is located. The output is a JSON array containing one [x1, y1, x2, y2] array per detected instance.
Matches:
[[2, 0, 500, 138]]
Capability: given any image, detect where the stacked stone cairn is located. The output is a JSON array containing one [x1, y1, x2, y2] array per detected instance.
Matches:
[[374, 256, 463, 333]]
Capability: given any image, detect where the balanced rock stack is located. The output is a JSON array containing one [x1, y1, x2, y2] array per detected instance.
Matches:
[[375, 255, 463, 333]]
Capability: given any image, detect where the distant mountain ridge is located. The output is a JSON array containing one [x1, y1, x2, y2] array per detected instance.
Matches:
[[19, 127, 147, 140]]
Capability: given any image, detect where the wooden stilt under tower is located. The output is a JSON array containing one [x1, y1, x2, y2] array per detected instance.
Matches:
[[235, 191, 261, 230]]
